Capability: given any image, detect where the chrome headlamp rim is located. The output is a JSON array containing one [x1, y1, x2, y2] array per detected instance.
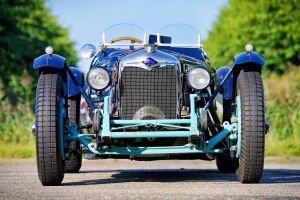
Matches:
[[87, 67, 111, 91], [187, 66, 211, 90]]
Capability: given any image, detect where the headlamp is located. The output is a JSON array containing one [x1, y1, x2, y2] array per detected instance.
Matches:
[[87, 67, 110, 90], [188, 67, 211, 90]]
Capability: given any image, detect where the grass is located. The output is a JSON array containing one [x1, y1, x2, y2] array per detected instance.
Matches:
[[0, 142, 35, 158], [0, 101, 35, 158], [0, 67, 299, 158], [264, 66, 300, 156]]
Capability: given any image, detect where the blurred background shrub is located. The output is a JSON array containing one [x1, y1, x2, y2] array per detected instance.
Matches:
[[0, 0, 78, 157], [204, 0, 300, 74], [0, 0, 78, 107]]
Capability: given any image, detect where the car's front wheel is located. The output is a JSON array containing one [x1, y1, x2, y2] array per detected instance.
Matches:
[[235, 68, 265, 183], [35, 71, 65, 186]]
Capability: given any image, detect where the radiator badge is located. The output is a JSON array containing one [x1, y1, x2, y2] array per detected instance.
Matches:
[[142, 57, 157, 67]]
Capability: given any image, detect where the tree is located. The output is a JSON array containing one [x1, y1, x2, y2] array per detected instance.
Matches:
[[204, 0, 300, 74], [0, 0, 78, 107]]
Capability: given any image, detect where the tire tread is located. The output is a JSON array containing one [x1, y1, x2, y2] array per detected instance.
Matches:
[[35, 72, 64, 186], [236, 70, 265, 183]]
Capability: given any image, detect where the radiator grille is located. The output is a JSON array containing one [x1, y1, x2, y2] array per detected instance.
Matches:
[[120, 67, 177, 119]]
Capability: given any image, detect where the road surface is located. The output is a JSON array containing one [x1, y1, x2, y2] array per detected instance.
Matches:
[[0, 157, 300, 199]]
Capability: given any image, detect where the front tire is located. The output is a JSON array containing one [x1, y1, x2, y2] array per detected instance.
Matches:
[[35, 72, 65, 186], [236, 69, 265, 183]]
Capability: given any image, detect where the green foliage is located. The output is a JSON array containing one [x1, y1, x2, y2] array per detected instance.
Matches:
[[0, 142, 35, 158], [0, 0, 77, 158], [0, 101, 33, 144], [204, 0, 300, 74], [264, 67, 300, 156], [0, 0, 78, 106], [0, 99, 35, 158]]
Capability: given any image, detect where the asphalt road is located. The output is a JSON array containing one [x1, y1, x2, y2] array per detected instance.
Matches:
[[0, 157, 299, 200]]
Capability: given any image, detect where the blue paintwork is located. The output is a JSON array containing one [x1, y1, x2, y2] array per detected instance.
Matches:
[[234, 51, 265, 65], [149, 34, 172, 44], [88, 145, 224, 155], [66, 66, 95, 110], [95, 48, 129, 71], [189, 94, 200, 136], [204, 64, 235, 109], [67, 125, 100, 154], [111, 122, 190, 131], [142, 57, 158, 67], [111, 131, 191, 138], [33, 54, 66, 69], [111, 119, 192, 125], [35, 35, 250, 157], [149, 35, 205, 61], [159, 46, 205, 61], [101, 94, 200, 139], [101, 96, 111, 138], [205, 122, 233, 150], [236, 96, 242, 158], [67, 67, 84, 97], [58, 98, 65, 160], [64, 92, 236, 155], [66, 123, 233, 155], [106, 54, 119, 70], [216, 66, 233, 100], [87, 38, 206, 99]]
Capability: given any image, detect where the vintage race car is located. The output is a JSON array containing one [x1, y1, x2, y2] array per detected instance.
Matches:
[[32, 24, 269, 186]]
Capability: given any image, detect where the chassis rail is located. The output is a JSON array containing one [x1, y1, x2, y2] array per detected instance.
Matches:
[[65, 94, 237, 156]]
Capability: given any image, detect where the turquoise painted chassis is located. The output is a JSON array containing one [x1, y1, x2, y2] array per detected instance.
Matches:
[[64, 94, 240, 157]]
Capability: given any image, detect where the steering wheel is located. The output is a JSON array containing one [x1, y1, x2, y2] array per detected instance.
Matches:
[[101, 36, 143, 50]]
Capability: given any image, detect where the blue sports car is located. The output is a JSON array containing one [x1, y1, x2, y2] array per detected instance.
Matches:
[[32, 24, 269, 185]]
